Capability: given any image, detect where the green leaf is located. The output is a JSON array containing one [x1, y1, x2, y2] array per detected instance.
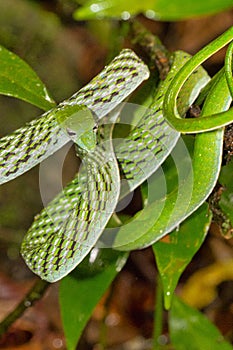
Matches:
[[74, 0, 152, 20], [153, 202, 212, 310], [74, 0, 233, 21], [169, 296, 233, 350], [59, 248, 128, 350], [219, 160, 233, 191], [151, 0, 233, 20], [0, 45, 55, 111], [219, 192, 233, 229]]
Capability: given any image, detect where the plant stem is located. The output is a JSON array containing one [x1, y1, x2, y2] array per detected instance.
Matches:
[[130, 20, 170, 79], [163, 26, 233, 133], [153, 275, 164, 349], [225, 39, 233, 99], [0, 279, 49, 337]]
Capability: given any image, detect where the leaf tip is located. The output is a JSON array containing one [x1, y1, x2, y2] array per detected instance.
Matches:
[[164, 290, 173, 310]]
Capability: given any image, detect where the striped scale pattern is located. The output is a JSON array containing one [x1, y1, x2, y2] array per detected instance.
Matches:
[[21, 51, 209, 282], [21, 124, 120, 282], [18, 51, 149, 282], [61, 49, 149, 115], [0, 110, 67, 184], [117, 51, 209, 195], [0, 49, 149, 185], [22, 121, 120, 282]]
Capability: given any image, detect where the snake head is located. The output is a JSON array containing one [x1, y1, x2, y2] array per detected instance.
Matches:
[[67, 124, 97, 152], [56, 104, 97, 152]]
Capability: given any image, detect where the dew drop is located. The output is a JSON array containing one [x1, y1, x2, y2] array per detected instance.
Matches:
[[145, 9, 156, 19], [53, 338, 63, 349], [89, 247, 99, 263], [24, 300, 31, 307], [90, 3, 100, 13], [157, 334, 168, 345], [105, 312, 120, 326], [121, 11, 130, 20]]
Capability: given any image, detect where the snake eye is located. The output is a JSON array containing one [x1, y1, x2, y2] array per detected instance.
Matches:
[[93, 125, 98, 133], [66, 128, 76, 137]]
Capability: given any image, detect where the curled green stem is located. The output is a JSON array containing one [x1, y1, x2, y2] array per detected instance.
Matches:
[[225, 39, 233, 98], [163, 26, 233, 133]]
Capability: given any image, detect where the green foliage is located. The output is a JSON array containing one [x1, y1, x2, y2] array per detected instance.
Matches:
[[169, 296, 233, 350], [0, 0, 83, 101], [0, 45, 55, 110], [74, 0, 233, 20], [153, 202, 212, 310], [225, 41, 233, 98], [60, 249, 128, 350]]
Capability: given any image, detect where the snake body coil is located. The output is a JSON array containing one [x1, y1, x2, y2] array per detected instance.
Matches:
[[0, 46, 211, 281], [19, 51, 208, 281], [0, 49, 149, 184]]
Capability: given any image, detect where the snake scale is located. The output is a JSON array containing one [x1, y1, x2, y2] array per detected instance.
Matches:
[[0, 49, 208, 282], [0, 50, 149, 184]]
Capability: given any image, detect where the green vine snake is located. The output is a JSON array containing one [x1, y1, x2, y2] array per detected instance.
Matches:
[[0, 27, 232, 282]]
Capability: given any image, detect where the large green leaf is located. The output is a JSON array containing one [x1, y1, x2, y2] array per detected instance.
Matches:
[[111, 69, 231, 250], [74, 0, 233, 21], [169, 296, 233, 350], [59, 248, 128, 350], [151, 0, 233, 20], [153, 202, 212, 310], [0, 45, 55, 110]]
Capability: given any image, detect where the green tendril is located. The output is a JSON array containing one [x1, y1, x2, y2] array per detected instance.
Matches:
[[163, 26, 233, 133], [225, 39, 233, 99]]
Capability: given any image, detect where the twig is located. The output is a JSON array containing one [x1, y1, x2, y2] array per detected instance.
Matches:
[[130, 20, 170, 79], [0, 279, 50, 337], [153, 275, 164, 349]]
